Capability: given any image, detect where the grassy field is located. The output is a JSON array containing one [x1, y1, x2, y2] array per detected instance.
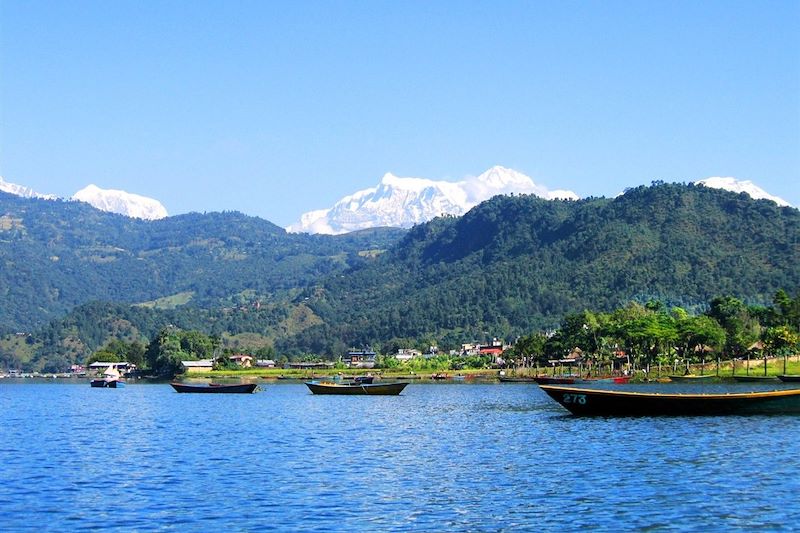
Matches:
[[178, 367, 501, 380], [174, 355, 800, 381]]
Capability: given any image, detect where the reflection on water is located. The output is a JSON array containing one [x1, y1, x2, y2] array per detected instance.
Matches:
[[1, 382, 798, 531]]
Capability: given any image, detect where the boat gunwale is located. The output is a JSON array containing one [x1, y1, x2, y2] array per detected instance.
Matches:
[[539, 384, 800, 400]]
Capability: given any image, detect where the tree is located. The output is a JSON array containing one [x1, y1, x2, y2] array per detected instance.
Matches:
[[707, 296, 760, 358], [145, 327, 214, 377], [676, 315, 726, 361], [762, 326, 799, 357], [512, 333, 547, 367], [86, 350, 120, 365]]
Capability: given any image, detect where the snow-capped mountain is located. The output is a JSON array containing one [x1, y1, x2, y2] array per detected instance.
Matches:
[[1, 176, 168, 220], [287, 166, 579, 234], [0, 176, 57, 200], [72, 184, 168, 220], [694, 177, 791, 207]]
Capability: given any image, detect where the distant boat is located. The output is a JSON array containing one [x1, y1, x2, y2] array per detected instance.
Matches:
[[575, 376, 631, 384], [667, 374, 715, 382], [90, 365, 125, 388], [90, 378, 125, 388], [732, 375, 779, 383], [540, 385, 800, 416], [532, 376, 577, 384], [305, 381, 408, 395], [170, 382, 259, 394], [778, 375, 800, 383], [498, 376, 539, 383]]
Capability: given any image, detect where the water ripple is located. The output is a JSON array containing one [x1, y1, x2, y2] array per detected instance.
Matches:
[[1, 382, 799, 531]]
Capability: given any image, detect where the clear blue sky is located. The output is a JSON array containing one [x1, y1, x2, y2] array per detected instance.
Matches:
[[2, 1, 798, 226]]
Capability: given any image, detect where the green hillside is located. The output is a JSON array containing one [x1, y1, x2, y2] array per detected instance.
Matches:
[[1, 182, 798, 371], [0, 192, 403, 331], [280, 182, 800, 352]]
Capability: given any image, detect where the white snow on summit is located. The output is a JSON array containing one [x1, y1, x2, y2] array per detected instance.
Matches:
[[1, 176, 168, 220], [694, 177, 791, 207], [72, 184, 168, 220], [0, 176, 57, 199], [287, 166, 579, 235]]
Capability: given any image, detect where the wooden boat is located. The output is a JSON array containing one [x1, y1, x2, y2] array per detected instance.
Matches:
[[305, 381, 408, 395], [90, 365, 125, 387], [90, 378, 125, 388], [532, 376, 576, 385], [540, 384, 800, 416], [498, 376, 539, 383], [170, 382, 259, 394], [732, 375, 779, 383], [667, 374, 715, 382], [778, 375, 800, 383]]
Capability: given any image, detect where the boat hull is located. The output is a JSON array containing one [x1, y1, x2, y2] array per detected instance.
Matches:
[[170, 383, 259, 394], [532, 376, 576, 384], [90, 379, 125, 388], [667, 375, 715, 382], [732, 375, 778, 383], [305, 381, 408, 395], [540, 385, 800, 416]]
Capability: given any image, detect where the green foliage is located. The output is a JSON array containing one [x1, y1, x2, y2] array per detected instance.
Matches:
[[145, 327, 219, 377], [1, 183, 799, 371], [281, 183, 799, 355], [86, 351, 120, 365]]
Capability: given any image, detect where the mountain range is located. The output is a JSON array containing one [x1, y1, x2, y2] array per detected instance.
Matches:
[[0, 177, 168, 220], [1, 180, 798, 372], [2, 169, 793, 233], [286, 166, 579, 234]]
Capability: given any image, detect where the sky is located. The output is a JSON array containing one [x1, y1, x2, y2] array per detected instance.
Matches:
[[1, 1, 798, 226]]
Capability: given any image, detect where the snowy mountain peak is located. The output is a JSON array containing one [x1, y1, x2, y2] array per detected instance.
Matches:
[[287, 167, 579, 235], [0, 176, 57, 200], [695, 177, 791, 207], [475, 166, 531, 188], [72, 184, 168, 220]]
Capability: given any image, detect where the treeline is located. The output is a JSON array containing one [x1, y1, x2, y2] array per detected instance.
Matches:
[[507, 291, 800, 371], [277, 182, 800, 353], [1, 182, 799, 371], [60, 290, 800, 378]]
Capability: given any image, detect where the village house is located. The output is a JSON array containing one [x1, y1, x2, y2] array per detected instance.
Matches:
[[395, 348, 421, 363], [256, 359, 276, 368], [180, 360, 214, 373], [345, 348, 376, 368], [229, 354, 254, 368]]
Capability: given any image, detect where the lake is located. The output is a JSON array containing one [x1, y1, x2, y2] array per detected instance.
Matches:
[[1, 380, 799, 531]]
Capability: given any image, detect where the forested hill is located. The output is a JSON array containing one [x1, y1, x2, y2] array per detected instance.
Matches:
[[291, 182, 800, 350], [2, 182, 799, 371], [0, 192, 404, 331]]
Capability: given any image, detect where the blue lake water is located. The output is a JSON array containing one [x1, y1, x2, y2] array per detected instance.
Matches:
[[1, 380, 799, 531]]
